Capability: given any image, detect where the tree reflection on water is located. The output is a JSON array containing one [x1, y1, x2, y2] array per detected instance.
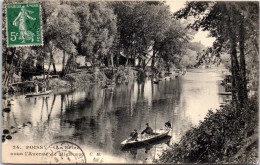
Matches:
[[2, 69, 225, 163]]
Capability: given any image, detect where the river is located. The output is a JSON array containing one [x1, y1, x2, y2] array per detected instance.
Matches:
[[2, 69, 230, 163]]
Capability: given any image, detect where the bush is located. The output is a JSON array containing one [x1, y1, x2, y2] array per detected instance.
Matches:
[[113, 67, 137, 83], [65, 72, 106, 85], [158, 97, 258, 164]]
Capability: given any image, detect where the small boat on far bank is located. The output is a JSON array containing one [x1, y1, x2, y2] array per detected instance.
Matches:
[[25, 90, 52, 97], [121, 129, 170, 148], [102, 81, 115, 89], [152, 80, 159, 84], [218, 92, 232, 95], [103, 84, 115, 89], [152, 77, 159, 84]]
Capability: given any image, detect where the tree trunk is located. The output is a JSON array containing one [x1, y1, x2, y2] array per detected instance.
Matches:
[[110, 53, 114, 68], [141, 57, 146, 70], [43, 55, 45, 79], [232, 132, 258, 161], [116, 52, 119, 67], [64, 54, 77, 75], [151, 50, 157, 69], [239, 13, 247, 105], [52, 55, 57, 75], [61, 50, 66, 77], [4, 53, 7, 77], [144, 54, 154, 70], [125, 56, 128, 67], [4, 48, 16, 86], [227, 4, 241, 108], [47, 52, 52, 79]]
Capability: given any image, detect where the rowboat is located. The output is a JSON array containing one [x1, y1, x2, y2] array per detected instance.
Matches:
[[218, 92, 232, 95], [121, 129, 170, 147], [102, 85, 115, 90], [25, 90, 52, 97], [102, 82, 115, 89], [152, 80, 159, 84], [121, 136, 171, 151]]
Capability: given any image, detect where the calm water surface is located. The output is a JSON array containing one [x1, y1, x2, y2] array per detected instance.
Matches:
[[2, 69, 229, 163]]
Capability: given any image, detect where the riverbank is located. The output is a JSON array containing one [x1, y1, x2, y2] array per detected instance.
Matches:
[[4, 67, 139, 94], [157, 96, 258, 164], [4, 65, 189, 94], [50, 67, 138, 89]]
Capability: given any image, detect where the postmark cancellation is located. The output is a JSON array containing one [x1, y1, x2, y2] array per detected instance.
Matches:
[[42, 141, 86, 164]]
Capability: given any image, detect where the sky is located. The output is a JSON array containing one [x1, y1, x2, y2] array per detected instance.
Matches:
[[166, 1, 216, 47]]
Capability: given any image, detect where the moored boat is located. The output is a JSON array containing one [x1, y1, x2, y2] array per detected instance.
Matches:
[[218, 92, 232, 95], [103, 84, 115, 89], [25, 90, 52, 97], [152, 80, 159, 84], [121, 129, 170, 147]]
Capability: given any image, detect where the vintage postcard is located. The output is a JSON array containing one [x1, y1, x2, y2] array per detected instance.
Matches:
[[1, 0, 259, 164]]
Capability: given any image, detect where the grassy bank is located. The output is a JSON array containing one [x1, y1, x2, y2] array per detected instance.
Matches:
[[157, 96, 258, 164]]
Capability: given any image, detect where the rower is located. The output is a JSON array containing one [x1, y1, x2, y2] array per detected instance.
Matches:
[[141, 123, 153, 136], [129, 129, 138, 141], [165, 121, 171, 129], [33, 77, 39, 93], [42, 80, 47, 92]]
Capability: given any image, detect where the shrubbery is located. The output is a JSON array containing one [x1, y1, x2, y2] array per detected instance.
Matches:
[[158, 96, 258, 164], [51, 67, 137, 89], [64, 71, 107, 87], [115, 67, 137, 82], [104, 67, 137, 83]]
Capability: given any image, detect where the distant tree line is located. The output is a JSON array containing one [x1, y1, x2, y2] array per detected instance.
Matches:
[[2, 1, 204, 85]]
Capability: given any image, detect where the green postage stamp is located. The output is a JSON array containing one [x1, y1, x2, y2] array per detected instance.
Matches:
[[6, 2, 43, 47]]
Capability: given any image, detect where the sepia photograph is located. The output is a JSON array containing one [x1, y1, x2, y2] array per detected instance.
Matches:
[[1, 0, 259, 164]]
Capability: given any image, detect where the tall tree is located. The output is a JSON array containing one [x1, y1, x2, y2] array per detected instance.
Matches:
[[112, 2, 173, 68], [42, 2, 80, 76], [175, 1, 259, 108], [73, 2, 117, 67], [153, 19, 192, 71]]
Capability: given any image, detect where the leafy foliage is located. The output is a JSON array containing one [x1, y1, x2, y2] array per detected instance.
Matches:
[[112, 2, 192, 69], [2, 1, 200, 84], [158, 97, 258, 164], [73, 2, 117, 66]]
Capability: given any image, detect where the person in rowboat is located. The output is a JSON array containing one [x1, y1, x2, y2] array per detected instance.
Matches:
[[141, 123, 153, 136], [33, 77, 39, 93], [128, 129, 138, 141], [42, 80, 47, 92], [165, 121, 171, 129]]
